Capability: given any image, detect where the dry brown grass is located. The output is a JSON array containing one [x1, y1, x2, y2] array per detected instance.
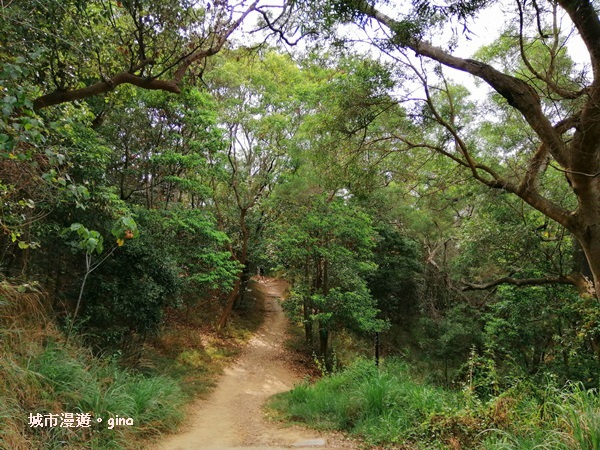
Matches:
[[0, 280, 50, 324], [141, 278, 267, 399], [489, 395, 517, 428], [0, 278, 57, 450]]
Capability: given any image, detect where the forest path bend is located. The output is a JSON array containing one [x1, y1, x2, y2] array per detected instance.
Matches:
[[153, 278, 356, 450]]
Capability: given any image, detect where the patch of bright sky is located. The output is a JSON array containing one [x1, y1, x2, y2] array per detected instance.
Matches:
[[236, 0, 591, 104], [444, 2, 589, 95], [363, 1, 591, 101]]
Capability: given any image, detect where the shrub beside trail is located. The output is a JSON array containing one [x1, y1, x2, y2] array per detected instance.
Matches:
[[0, 278, 263, 449], [269, 358, 600, 449]]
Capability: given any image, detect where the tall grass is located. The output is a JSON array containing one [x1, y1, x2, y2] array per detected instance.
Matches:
[[271, 358, 461, 446], [557, 384, 600, 450], [270, 357, 600, 449], [481, 382, 600, 450], [480, 430, 569, 450], [0, 280, 185, 449], [23, 342, 186, 448]]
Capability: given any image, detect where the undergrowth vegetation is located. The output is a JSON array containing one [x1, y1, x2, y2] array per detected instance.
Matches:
[[0, 278, 263, 449], [4, 6, 600, 449], [270, 358, 600, 449], [0, 280, 182, 449]]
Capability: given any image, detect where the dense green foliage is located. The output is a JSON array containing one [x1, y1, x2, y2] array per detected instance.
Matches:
[[272, 358, 600, 449], [270, 194, 385, 361], [3, 0, 600, 448]]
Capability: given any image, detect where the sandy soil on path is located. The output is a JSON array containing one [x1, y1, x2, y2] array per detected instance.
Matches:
[[153, 278, 357, 450]]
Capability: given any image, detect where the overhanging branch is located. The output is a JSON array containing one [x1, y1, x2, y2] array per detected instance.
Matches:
[[33, 67, 179, 109], [461, 273, 582, 291], [357, 2, 570, 169], [32, 1, 259, 110]]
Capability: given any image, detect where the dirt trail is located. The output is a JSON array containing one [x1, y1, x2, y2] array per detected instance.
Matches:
[[154, 278, 356, 450]]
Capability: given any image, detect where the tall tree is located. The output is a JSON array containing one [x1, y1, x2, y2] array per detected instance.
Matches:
[[270, 193, 384, 360], [100, 86, 222, 208], [204, 49, 304, 327], [285, 0, 600, 299]]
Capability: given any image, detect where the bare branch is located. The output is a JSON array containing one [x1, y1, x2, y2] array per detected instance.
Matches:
[[254, 5, 309, 46], [557, 0, 600, 77], [171, 0, 260, 85], [517, 1, 586, 100], [357, 2, 570, 168], [549, 164, 600, 178], [518, 114, 580, 194]]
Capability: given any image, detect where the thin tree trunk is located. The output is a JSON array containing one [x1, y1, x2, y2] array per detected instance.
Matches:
[[304, 256, 313, 344], [217, 277, 241, 330], [66, 254, 91, 345], [232, 208, 249, 309], [303, 298, 313, 345], [319, 326, 329, 359]]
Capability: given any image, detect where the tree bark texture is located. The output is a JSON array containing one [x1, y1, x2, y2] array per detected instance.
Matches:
[[356, 0, 600, 298]]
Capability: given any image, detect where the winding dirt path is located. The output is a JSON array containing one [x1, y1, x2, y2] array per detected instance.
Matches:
[[154, 278, 356, 450]]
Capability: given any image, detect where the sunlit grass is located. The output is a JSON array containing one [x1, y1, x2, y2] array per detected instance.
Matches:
[[270, 358, 461, 446], [270, 357, 600, 449], [1, 277, 266, 449]]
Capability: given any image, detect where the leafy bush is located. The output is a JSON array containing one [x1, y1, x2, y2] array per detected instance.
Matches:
[[81, 236, 181, 350]]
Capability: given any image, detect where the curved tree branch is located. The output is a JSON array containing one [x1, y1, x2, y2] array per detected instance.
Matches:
[[33, 64, 179, 109], [517, 1, 586, 100], [33, 1, 260, 110], [171, 0, 259, 85], [254, 5, 308, 46], [518, 114, 580, 195], [348, 1, 579, 231], [461, 273, 582, 291], [357, 2, 570, 169], [557, 0, 600, 77]]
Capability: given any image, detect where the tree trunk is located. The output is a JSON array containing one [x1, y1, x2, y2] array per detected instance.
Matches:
[[235, 263, 252, 309], [233, 208, 250, 308], [217, 277, 241, 330], [219, 207, 251, 327], [319, 326, 329, 361], [303, 257, 313, 344], [572, 181, 600, 299], [573, 239, 593, 281], [303, 297, 313, 345], [575, 224, 600, 298]]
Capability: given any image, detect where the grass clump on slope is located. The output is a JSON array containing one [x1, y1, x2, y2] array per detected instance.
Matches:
[[270, 357, 600, 449], [270, 358, 461, 447], [0, 280, 185, 450]]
